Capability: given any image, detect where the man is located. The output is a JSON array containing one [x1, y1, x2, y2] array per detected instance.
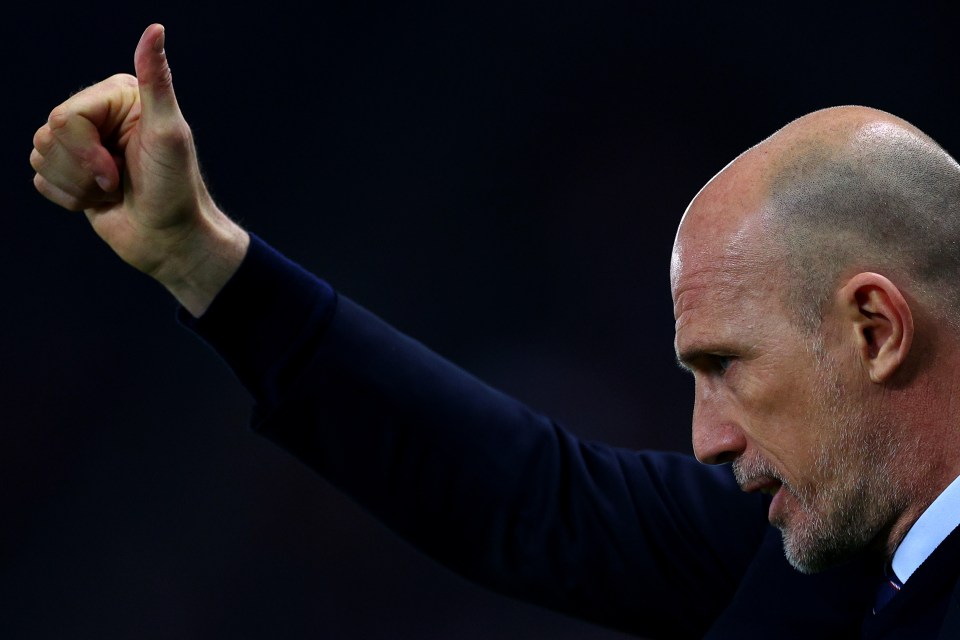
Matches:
[[30, 24, 960, 637], [675, 107, 960, 576]]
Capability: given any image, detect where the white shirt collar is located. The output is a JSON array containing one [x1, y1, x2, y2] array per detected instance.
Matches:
[[891, 472, 960, 583]]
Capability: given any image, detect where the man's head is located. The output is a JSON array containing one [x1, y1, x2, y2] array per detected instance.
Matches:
[[671, 106, 960, 573]]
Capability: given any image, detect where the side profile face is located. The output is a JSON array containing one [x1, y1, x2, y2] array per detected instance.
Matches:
[[671, 149, 909, 573]]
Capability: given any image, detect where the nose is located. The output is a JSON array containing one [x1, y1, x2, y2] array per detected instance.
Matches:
[[692, 385, 747, 465]]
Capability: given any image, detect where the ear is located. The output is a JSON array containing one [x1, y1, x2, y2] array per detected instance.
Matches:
[[835, 273, 914, 383]]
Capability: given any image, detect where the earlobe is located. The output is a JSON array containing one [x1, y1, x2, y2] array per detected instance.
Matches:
[[837, 273, 914, 383]]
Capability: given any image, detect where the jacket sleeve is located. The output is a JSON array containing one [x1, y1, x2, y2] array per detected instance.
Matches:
[[181, 234, 770, 638]]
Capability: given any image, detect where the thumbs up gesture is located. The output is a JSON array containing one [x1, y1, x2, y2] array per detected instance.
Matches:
[[31, 24, 248, 316]]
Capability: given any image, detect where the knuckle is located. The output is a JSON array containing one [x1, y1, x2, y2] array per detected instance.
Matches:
[[107, 72, 137, 86], [152, 120, 193, 148], [33, 125, 54, 153], [29, 149, 45, 172], [47, 105, 70, 131], [90, 73, 138, 95]]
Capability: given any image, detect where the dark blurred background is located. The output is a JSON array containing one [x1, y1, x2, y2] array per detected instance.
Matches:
[[4, 2, 960, 638]]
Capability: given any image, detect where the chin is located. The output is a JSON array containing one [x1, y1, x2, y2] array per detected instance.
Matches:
[[778, 516, 876, 574], [782, 539, 836, 574]]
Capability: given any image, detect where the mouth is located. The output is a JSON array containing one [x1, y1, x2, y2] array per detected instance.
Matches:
[[759, 480, 782, 497], [738, 476, 790, 525], [740, 476, 783, 497]]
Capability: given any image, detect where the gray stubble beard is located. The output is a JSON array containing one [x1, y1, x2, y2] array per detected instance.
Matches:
[[739, 339, 915, 574]]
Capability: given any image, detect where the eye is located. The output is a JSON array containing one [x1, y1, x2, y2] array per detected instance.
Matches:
[[675, 351, 737, 377], [714, 355, 735, 374]]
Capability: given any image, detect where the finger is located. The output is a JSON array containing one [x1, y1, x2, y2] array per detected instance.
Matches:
[[33, 172, 121, 212], [33, 122, 118, 196], [134, 24, 182, 124], [48, 74, 139, 132], [34, 172, 82, 210], [39, 76, 138, 192]]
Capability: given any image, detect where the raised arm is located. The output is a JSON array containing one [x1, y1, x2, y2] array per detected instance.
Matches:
[[29, 23, 248, 317]]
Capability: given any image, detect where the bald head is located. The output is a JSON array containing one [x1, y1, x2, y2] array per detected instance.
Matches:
[[671, 107, 960, 570], [676, 106, 960, 332]]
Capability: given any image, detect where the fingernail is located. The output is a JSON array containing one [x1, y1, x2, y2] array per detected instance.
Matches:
[[155, 25, 166, 54], [95, 175, 111, 191]]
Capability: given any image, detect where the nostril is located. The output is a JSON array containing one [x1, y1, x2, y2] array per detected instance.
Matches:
[[713, 451, 738, 465], [695, 450, 736, 465]]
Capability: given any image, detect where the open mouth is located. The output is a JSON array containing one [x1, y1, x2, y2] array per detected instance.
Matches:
[[759, 479, 782, 496], [741, 476, 782, 496]]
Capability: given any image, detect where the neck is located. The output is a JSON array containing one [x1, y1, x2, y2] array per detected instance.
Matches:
[[879, 444, 960, 559]]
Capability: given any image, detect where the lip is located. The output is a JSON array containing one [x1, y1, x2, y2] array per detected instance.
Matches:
[[740, 476, 782, 496], [740, 477, 787, 523]]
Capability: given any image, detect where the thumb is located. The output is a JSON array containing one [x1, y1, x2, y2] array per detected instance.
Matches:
[[134, 24, 182, 123]]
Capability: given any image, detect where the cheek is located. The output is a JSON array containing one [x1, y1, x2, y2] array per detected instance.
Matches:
[[735, 368, 821, 456]]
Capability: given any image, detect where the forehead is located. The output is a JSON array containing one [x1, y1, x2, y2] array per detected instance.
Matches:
[[672, 237, 777, 335], [671, 156, 789, 350], [671, 157, 776, 307], [671, 240, 791, 373]]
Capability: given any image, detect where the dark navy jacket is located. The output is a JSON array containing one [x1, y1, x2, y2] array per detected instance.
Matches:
[[183, 235, 960, 638]]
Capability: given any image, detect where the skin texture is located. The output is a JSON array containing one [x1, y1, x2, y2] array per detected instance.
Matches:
[[30, 24, 248, 317], [672, 106, 960, 573]]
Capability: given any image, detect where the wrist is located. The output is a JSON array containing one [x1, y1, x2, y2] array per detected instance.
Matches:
[[155, 202, 250, 317]]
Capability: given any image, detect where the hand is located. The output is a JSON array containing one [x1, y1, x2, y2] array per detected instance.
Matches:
[[31, 24, 248, 316]]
